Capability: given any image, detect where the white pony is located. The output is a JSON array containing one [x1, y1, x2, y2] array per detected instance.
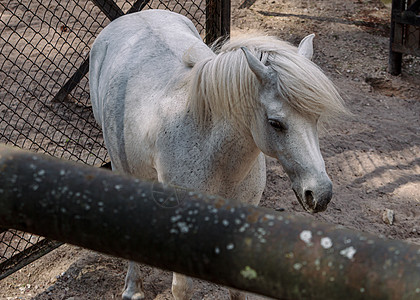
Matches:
[[89, 9, 346, 300]]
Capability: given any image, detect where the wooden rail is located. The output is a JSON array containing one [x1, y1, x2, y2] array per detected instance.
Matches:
[[0, 145, 419, 299]]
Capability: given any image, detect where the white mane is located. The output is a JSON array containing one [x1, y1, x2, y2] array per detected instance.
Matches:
[[185, 35, 347, 127]]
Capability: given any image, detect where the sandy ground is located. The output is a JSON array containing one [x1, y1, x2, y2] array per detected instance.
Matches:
[[0, 0, 419, 299]]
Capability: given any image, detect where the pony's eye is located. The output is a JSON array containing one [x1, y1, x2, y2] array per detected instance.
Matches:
[[268, 119, 287, 132]]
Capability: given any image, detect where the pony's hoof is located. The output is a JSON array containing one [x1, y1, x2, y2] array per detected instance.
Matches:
[[122, 290, 145, 300]]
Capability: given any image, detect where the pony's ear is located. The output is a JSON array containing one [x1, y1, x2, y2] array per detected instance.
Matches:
[[297, 33, 315, 60], [241, 47, 271, 82]]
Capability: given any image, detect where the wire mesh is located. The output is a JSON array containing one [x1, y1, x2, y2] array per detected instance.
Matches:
[[0, 0, 109, 165], [0, 0, 227, 279], [389, 0, 420, 73], [0, 230, 62, 280], [394, 0, 420, 53]]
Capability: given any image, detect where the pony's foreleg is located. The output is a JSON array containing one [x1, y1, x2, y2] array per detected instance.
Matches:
[[172, 272, 193, 300], [122, 261, 145, 300]]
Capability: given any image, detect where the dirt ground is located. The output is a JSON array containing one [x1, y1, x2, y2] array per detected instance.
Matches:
[[0, 0, 419, 299]]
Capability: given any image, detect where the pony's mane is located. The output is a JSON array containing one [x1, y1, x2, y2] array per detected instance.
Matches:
[[184, 35, 347, 127]]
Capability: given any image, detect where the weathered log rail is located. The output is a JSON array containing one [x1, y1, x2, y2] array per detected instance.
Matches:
[[0, 145, 419, 299]]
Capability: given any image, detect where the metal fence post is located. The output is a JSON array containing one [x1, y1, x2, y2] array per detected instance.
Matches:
[[206, 0, 231, 44], [389, 0, 404, 75]]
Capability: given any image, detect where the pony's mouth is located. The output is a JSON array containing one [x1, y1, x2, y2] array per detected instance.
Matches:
[[293, 189, 314, 213], [292, 188, 329, 213]]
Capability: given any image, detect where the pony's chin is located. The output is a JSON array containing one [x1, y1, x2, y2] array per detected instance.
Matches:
[[297, 199, 316, 214]]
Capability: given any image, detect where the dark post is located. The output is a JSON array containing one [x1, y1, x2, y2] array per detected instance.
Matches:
[[206, 0, 231, 44], [0, 145, 420, 300], [389, 0, 403, 75], [221, 0, 231, 38]]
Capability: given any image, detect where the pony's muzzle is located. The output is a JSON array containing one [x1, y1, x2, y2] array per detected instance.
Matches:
[[293, 178, 333, 213]]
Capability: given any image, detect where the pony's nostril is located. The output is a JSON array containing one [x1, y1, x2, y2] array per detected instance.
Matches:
[[305, 190, 315, 207]]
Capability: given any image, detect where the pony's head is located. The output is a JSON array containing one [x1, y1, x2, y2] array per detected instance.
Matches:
[[186, 34, 348, 213]]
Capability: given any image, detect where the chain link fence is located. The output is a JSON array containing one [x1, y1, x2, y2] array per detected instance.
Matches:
[[389, 0, 420, 74], [0, 0, 230, 279]]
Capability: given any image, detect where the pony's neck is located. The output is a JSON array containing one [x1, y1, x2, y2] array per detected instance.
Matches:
[[207, 119, 261, 184]]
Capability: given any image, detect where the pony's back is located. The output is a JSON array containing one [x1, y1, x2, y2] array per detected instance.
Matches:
[[89, 10, 207, 127]]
